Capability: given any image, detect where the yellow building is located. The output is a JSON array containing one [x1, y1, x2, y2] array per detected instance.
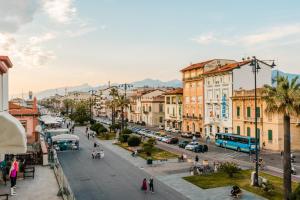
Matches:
[[181, 59, 235, 136], [232, 89, 300, 151]]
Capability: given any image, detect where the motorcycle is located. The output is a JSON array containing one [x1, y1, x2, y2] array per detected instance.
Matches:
[[291, 164, 297, 175]]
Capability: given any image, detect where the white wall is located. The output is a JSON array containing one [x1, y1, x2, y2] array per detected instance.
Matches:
[[0, 72, 9, 112], [233, 63, 272, 90]]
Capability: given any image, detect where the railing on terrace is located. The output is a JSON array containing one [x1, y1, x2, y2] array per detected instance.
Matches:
[[51, 150, 76, 200]]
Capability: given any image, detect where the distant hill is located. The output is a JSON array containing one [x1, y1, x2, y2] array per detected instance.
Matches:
[[272, 70, 300, 86], [26, 79, 182, 99]]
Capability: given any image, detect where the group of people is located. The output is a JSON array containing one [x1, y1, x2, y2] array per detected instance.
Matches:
[[66, 121, 75, 133], [0, 156, 19, 196], [141, 177, 154, 193], [86, 127, 95, 140]]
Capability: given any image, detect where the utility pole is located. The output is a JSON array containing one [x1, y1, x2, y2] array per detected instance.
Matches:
[[118, 83, 133, 131]]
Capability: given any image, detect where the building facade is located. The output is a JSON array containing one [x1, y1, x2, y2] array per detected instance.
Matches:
[[141, 89, 165, 126], [164, 88, 183, 130], [181, 59, 236, 135], [9, 97, 40, 145], [232, 89, 300, 151]]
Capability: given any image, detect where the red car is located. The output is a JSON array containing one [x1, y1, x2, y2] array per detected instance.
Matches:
[[165, 137, 179, 144]]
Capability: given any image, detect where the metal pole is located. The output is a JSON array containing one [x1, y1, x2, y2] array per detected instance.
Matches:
[[254, 59, 259, 186]]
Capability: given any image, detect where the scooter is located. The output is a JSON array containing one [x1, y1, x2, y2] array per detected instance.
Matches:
[[291, 153, 296, 163], [291, 164, 297, 175]]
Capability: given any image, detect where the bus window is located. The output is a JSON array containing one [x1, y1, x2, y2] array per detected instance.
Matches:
[[250, 138, 259, 144]]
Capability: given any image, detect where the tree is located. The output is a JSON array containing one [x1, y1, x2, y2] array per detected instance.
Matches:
[[62, 99, 75, 115], [70, 101, 90, 125], [127, 135, 141, 147], [263, 76, 300, 199], [109, 87, 119, 126], [219, 162, 240, 178], [116, 95, 130, 131], [142, 138, 156, 156]]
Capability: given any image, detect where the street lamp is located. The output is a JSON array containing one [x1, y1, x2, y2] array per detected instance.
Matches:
[[250, 56, 275, 186], [118, 83, 133, 131]]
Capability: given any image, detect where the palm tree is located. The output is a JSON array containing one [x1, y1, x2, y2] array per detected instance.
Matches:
[[117, 95, 130, 131], [108, 87, 119, 125], [263, 76, 300, 199]]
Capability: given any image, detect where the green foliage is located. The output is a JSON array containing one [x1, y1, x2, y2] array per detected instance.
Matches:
[[142, 138, 155, 156], [262, 180, 275, 195], [121, 128, 132, 135], [69, 102, 90, 125], [119, 134, 131, 143], [219, 162, 240, 178], [291, 184, 300, 200], [127, 135, 141, 147], [98, 126, 108, 133], [91, 123, 102, 132], [110, 123, 121, 130]]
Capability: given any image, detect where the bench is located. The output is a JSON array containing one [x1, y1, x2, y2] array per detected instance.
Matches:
[[0, 187, 9, 200]]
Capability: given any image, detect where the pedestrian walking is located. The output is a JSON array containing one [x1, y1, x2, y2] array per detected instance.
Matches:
[[149, 177, 154, 193], [87, 133, 90, 140], [86, 127, 89, 134], [141, 178, 147, 193], [195, 155, 199, 163], [9, 157, 18, 196], [0, 158, 7, 185]]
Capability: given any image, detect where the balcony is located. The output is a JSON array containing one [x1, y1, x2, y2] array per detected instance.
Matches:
[[245, 117, 262, 123], [182, 115, 202, 121], [182, 74, 203, 81]]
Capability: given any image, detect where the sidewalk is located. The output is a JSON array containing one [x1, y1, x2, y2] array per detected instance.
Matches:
[[97, 139, 264, 200], [9, 166, 61, 200]]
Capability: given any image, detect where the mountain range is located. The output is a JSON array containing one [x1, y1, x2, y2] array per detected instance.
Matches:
[[29, 79, 182, 99]]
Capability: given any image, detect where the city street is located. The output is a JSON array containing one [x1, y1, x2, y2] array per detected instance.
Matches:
[[57, 126, 189, 200]]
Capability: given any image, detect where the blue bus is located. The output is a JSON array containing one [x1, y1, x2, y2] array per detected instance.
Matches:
[[215, 133, 259, 153]]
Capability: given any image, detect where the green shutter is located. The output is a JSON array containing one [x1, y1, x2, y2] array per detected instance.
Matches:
[[247, 107, 251, 118], [268, 130, 273, 141], [237, 107, 240, 117], [247, 127, 251, 136], [237, 126, 240, 135], [256, 107, 261, 118], [257, 128, 260, 139]]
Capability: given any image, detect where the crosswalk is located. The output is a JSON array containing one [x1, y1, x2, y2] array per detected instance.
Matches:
[[208, 151, 250, 160]]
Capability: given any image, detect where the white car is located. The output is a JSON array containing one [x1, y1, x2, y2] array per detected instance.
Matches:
[[185, 142, 199, 150], [161, 136, 171, 143], [165, 127, 172, 132], [171, 128, 180, 133]]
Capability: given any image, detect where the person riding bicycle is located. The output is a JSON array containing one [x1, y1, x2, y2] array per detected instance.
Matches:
[[231, 185, 241, 197]]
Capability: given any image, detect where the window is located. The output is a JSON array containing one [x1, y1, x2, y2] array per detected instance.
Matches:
[[237, 106, 240, 117], [268, 130, 273, 141], [167, 107, 169, 114], [256, 107, 261, 118], [224, 128, 228, 133], [159, 117, 163, 123], [159, 104, 163, 112], [257, 128, 260, 139], [247, 127, 251, 136], [149, 106, 151, 112], [20, 120, 27, 132], [247, 107, 251, 118], [237, 126, 240, 135], [172, 108, 175, 116], [166, 97, 170, 104]]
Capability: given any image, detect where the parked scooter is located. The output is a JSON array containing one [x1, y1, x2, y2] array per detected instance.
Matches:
[[291, 153, 296, 163], [291, 164, 297, 175]]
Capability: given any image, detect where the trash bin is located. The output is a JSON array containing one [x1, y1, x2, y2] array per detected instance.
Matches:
[[147, 158, 153, 165]]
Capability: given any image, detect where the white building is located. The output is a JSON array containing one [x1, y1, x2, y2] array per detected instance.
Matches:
[[141, 89, 165, 127], [204, 60, 273, 137], [164, 88, 183, 130], [0, 56, 27, 154]]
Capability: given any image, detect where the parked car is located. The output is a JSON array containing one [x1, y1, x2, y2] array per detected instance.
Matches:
[[178, 140, 189, 148], [165, 127, 172, 132], [185, 142, 199, 150], [161, 136, 171, 143], [181, 132, 193, 138], [166, 137, 179, 144], [171, 128, 181, 133], [159, 125, 164, 130]]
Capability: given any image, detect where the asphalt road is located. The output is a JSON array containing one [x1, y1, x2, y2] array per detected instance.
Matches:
[[57, 126, 189, 200]]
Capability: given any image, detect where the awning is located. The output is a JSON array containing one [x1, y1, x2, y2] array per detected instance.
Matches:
[[52, 134, 79, 142], [0, 112, 27, 154]]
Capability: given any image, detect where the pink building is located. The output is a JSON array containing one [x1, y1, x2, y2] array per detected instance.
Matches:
[[9, 97, 40, 144]]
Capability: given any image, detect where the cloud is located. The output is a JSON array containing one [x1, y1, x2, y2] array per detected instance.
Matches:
[[192, 24, 300, 47], [0, 32, 56, 68], [240, 24, 300, 45], [42, 0, 76, 23], [0, 0, 38, 32], [191, 33, 232, 45]]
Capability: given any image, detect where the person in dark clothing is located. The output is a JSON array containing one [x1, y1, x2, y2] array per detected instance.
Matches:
[[149, 177, 154, 193], [195, 155, 199, 163], [0, 159, 7, 185], [141, 178, 147, 192]]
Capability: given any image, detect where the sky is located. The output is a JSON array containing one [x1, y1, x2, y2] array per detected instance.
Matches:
[[1, 0, 300, 96]]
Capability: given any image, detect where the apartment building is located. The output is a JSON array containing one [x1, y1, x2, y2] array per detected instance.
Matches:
[[181, 59, 236, 135], [232, 89, 300, 151], [164, 88, 183, 130], [0, 56, 27, 154], [141, 89, 165, 126]]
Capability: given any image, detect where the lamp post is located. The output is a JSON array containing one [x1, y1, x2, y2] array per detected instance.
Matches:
[[118, 83, 133, 131], [250, 56, 275, 186]]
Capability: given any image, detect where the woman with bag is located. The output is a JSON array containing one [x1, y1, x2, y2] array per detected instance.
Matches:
[[9, 156, 18, 196], [141, 178, 147, 193]]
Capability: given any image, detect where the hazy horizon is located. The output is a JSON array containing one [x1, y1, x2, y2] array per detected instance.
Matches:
[[1, 0, 300, 95]]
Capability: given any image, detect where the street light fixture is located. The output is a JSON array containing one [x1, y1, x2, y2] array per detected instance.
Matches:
[[118, 83, 133, 131], [250, 56, 275, 187]]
